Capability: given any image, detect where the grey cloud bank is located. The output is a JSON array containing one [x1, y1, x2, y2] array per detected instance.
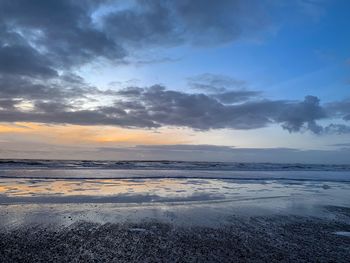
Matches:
[[98, 144, 350, 164], [1, 82, 349, 134], [1, 143, 350, 164]]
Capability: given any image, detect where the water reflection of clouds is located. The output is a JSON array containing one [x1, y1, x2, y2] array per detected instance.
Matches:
[[0, 178, 349, 206]]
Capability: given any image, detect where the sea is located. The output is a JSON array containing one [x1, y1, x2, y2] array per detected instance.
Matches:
[[0, 159, 350, 227]]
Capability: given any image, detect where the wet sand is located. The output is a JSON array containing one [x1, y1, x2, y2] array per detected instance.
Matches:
[[1, 207, 350, 262], [0, 173, 349, 262]]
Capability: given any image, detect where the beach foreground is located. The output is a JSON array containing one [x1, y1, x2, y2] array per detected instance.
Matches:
[[1, 207, 350, 263], [1, 166, 350, 262]]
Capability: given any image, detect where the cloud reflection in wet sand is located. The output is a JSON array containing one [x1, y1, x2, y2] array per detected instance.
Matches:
[[0, 178, 349, 206]]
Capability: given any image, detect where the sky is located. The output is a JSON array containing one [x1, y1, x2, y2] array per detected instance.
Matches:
[[0, 0, 350, 163]]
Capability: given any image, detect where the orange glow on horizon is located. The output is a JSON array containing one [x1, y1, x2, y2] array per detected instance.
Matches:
[[0, 122, 189, 146]]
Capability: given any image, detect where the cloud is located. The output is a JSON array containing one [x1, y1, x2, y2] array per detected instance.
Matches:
[[0, 0, 274, 125], [2, 141, 350, 163], [330, 143, 350, 148], [98, 144, 350, 164], [277, 96, 326, 133], [114, 85, 277, 130], [187, 74, 261, 104], [114, 86, 331, 132], [134, 144, 236, 152], [0, 0, 272, 78], [326, 99, 350, 121], [324, 124, 350, 134], [213, 91, 262, 104], [104, 0, 270, 48], [0, 0, 124, 73], [0, 99, 20, 110], [0, 82, 346, 134], [0, 1, 348, 135], [0, 74, 98, 102], [0, 44, 58, 78], [187, 73, 247, 93]]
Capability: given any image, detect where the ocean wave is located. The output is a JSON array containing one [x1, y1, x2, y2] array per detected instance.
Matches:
[[0, 169, 349, 182], [0, 160, 350, 171]]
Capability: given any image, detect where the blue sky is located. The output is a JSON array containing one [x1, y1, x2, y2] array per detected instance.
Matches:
[[82, 0, 350, 102]]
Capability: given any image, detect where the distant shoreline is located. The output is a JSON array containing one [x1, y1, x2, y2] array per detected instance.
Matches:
[[1, 159, 350, 171]]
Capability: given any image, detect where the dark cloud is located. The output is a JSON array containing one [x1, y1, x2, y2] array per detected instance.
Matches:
[[326, 99, 350, 121], [324, 124, 350, 134], [277, 96, 326, 134], [0, 100, 159, 128], [0, 44, 57, 78], [0, 74, 97, 101], [0, 0, 124, 73], [0, 99, 20, 110], [0, 82, 345, 134], [115, 87, 331, 132], [0, 0, 271, 78], [104, 1, 179, 47], [115, 85, 276, 130], [104, 0, 269, 48], [33, 101, 73, 113]]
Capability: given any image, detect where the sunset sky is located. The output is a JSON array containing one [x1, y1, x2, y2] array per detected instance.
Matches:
[[0, 0, 350, 163]]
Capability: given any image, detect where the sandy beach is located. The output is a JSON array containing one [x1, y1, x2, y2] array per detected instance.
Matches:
[[1, 167, 350, 262], [1, 206, 350, 262]]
